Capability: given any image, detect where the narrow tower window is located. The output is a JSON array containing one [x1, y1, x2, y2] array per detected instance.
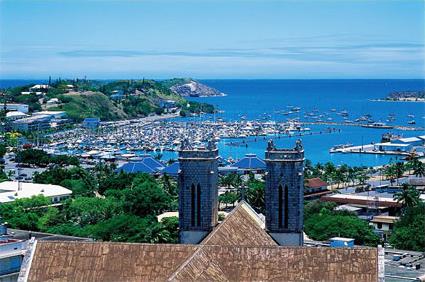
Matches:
[[284, 185, 289, 229], [197, 184, 201, 226], [191, 184, 195, 226], [278, 185, 283, 228]]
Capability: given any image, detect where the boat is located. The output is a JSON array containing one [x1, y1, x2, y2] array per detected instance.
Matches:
[[408, 120, 416, 125], [381, 133, 402, 143], [361, 122, 393, 129], [329, 143, 353, 153]]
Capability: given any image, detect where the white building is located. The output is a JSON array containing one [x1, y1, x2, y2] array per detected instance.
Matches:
[[5, 104, 29, 114], [0, 181, 72, 204], [32, 111, 66, 119], [370, 215, 399, 241], [29, 84, 49, 91], [5, 111, 28, 121]]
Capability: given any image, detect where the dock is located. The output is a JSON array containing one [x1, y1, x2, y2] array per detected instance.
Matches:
[[300, 121, 423, 131]]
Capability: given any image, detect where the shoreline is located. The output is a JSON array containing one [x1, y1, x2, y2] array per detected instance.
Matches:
[[370, 99, 425, 103]]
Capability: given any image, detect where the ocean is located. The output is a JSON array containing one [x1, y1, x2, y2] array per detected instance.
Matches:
[[1, 79, 424, 167], [190, 79, 425, 167]]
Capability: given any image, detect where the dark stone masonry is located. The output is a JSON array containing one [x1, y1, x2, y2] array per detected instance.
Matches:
[[265, 140, 305, 246], [178, 140, 219, 244]]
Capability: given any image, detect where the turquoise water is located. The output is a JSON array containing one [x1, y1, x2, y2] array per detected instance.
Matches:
[[2, 79, 424, 167], [186, 79, 425, 167]]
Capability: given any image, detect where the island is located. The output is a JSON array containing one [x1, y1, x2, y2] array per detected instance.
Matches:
[[373, 90, 425, 102]]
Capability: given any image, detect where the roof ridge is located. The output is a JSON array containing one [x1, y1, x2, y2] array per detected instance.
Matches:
[[167, 245, 206, 281], [199, 201, 246, 245]]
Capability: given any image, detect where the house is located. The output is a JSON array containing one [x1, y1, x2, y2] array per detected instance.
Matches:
[[82, 117, 100, 129], [0, 222, 27, 281], [46, 98, 60, 106], [5, 111, 28, 121], [304, 178, 328, 193], [12, 115, 52, 132], [33, 111, 66, 119], [161, 161, 180, 177], [392, 137, 423, 147], [29, 84, 49, 92], [0, 181, 72, 204], [233, 153, 266, 173], [370, 215, 399, 241], [374, 143, 411, 152], [5, 104, 29, 114], [116, 156, 165, 174]]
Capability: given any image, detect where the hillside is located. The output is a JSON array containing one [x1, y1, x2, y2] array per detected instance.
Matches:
[[162, 78, 225, 97], [50, 92, 128, 121], [2, 78, 217, 121]]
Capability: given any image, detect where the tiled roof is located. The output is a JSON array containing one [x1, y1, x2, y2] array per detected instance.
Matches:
[[27, 242, 197, 282], [116, 156, 165, 174], [24, 201, 379, 282], [233, 154, 266, 170], [162, 162, 180, 176], [169, 245, 377, 282], [305, 177, 328, 188], [201, 201, 277, 247]]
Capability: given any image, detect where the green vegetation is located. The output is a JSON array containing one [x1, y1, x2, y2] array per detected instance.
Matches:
[[1, 166, 179, 243], [16, 148, 79, 167], [2, 78, 215, 122], [393, 183, 421, 209], [180, 101, 215, 116], [389, 202, 425, 251], [304, 160, 369, 188], [304, 200, 380, 246], [52, 92, 127, 121]]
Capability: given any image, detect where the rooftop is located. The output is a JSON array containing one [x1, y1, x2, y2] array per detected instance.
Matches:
[[0, 181, 72, 203], [22, 202, 379, 281]]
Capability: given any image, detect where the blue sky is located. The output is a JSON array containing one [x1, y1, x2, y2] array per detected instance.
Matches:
[[0, 0, 424, 79]]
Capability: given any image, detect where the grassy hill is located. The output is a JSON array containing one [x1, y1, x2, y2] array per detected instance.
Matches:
[[2, 78, 215, 122], [50, 92, 128, 121]]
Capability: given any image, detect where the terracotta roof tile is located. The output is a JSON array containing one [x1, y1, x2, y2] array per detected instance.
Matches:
[[305, 178, 328, 188], [169, 245, 378, 282], [200, 201, 277, 247], [27, 241, 197, 282]]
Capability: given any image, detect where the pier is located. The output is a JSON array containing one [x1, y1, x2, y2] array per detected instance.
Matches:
[[300, 121, 423, 131]]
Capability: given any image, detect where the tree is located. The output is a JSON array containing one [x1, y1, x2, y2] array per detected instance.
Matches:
[[0, 143, 6, 158], [303, 202, 380, 246], [393, 183, 420, 209], [89, 214, 173, 243], [159, 216, 179, 243], [64, 197, 122, 226], [108, 174, 171, 217], [384, 165, 397, 185], [245, 179, 265, 213], [0, 195, 51, 230], [37, 207, 65, 232], [411, 158, 425, 177], [389, 202, 425, 251], [394, 162, 405, 185]]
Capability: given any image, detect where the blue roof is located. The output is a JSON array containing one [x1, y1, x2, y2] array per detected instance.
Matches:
[[162, 162, 180, 176], [233, 154, 266, 170], [83, 118, 100, 122], [116, 155, 165, 174]]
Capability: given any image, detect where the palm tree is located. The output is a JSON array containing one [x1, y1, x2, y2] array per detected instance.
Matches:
[[385, 165, 397, 185], [394, 162, 405, 185], [412, 159, 425, 177], [393, 183, 420, 208]]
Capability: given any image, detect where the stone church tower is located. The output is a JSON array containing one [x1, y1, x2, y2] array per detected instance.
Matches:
[[264, 139, 305, 246], [178, 139, 219, 244]]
